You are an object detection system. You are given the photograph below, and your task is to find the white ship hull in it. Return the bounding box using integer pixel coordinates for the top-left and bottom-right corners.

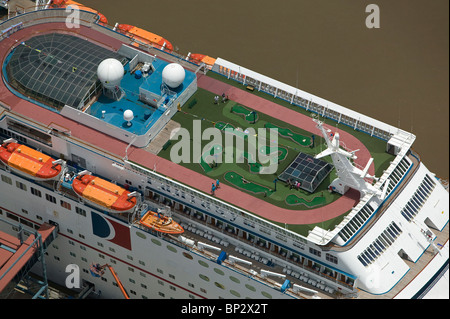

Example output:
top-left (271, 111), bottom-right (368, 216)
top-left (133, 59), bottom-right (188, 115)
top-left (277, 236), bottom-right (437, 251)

top-left (0, 134), bottom-right (447, 299)
top-left (0, 168), bottom-right (294, 299)
top-left (0, 7), bottom-right (448, 300)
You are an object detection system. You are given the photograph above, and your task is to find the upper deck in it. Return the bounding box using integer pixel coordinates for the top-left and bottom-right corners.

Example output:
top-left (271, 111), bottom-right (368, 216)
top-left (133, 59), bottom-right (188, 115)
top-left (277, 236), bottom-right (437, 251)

top-left (0, 9), bottom-right (418, 235)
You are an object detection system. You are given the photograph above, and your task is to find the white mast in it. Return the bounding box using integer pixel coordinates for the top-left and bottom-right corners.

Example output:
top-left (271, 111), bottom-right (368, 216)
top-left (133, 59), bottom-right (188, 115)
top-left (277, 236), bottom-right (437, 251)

top-left (313, 117), bottom-right (381, 198)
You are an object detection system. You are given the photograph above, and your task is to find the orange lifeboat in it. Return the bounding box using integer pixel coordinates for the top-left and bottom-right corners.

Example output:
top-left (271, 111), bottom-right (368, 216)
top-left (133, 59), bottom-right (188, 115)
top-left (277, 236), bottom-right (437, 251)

top-left (72, 174), bottom-right (137, 213)
top-left (189, 53), bottom-right (216, 67)
top-left (0, 141), bottom-right (63, 181)
top-left (116, 24), bottom-right (174, 52)
top-left (51, 0), bottom-right (108, 25)
top-left (139, 210), bottom-right (184, 234)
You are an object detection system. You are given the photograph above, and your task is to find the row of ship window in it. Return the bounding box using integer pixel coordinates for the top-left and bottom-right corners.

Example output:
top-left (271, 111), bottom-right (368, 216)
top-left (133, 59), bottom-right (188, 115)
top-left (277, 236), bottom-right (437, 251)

top-left (338, 203), bottom-right (375, 242)
top-left (1, 171), bottom-right (320, 298)
top-left (156, 189), bottom-right (340, 268)
top-left (338, 156), bottom-right (412, 244)
top-left (357, 221), bottom-right (402, 267)
top-left (50, 237), bottom-right (274, 299)
top-left (385, 157), bottom-right (412, 194)
top-left (1, 173), bottom-right (88, 217)
top-left (401, 175), bottom-right (436, 222)
top-left (357, 173), bottom-right (436, 267)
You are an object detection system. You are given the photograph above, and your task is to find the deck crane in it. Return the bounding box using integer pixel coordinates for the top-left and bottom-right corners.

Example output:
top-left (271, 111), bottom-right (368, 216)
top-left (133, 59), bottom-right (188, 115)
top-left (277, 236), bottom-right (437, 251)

top-left (90, 263), bottom-right (130, 299)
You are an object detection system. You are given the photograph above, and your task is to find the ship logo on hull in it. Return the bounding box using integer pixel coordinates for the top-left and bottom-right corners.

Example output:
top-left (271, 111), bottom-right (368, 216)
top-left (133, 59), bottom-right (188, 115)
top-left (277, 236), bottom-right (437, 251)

top-left (91, 212), bottom-right (132, 250)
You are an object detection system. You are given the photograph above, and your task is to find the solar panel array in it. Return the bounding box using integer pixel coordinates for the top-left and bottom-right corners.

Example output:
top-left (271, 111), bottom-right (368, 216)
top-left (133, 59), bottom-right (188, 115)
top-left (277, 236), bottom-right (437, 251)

top-left (278, 152), bottom-right (333, 193)
top-left (6, 33), bottom-right (127, 109)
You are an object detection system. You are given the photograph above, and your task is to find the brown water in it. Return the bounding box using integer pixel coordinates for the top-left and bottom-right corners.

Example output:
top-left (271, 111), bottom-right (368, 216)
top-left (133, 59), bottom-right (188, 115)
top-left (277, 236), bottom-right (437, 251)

top-left (80, 0), bottom-right (448, 179)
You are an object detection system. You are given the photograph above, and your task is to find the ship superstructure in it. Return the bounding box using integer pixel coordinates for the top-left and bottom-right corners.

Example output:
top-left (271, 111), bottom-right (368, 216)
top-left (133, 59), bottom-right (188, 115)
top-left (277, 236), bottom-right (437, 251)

top-left (0, 5), bottom-right (448, 300)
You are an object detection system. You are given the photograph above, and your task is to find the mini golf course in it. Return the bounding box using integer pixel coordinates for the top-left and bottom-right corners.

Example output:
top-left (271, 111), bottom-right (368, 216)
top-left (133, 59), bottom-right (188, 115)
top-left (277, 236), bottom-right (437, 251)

top-left (158, 88), bottom-right (341, 211)
top-left (224, 171), bottom-right (273, 196)
top-left (232, 104), bottom-right (258, 123)
top-left (285, 193), bottom-right (326, 208)
top-left (265, 123), bottom-right (312, 147)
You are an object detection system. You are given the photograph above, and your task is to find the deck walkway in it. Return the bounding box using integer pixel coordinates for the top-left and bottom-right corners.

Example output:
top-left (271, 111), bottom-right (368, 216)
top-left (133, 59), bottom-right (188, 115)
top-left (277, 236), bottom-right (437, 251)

top-left (196, 74), bottom-right (375, 174)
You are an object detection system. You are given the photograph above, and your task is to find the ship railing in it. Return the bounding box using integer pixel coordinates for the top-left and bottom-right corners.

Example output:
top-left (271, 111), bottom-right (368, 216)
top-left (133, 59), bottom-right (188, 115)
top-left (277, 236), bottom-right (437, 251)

top-left (192, 238), bottom-right (339, 299)
top-left (128, 159), bottom-right (318, 253)
top-left (142, 190), bottom-right (359, 295)
top-left (172, 206), bottom-right (357, 295)
top-left (164, 233), bottom-right (310, 299)
top-left (0, 8), bottom-right (89, 31)
top-left (135, 195), bottom-right (357, 297)
top-left (139, 209), bottom-right (312, 298)
top-left (211, 58), bottom-right (417, 146)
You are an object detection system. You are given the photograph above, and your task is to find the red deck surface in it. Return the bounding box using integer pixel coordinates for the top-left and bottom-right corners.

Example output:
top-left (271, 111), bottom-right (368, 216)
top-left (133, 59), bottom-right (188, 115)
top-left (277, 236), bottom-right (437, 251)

top-left (0, 22), bottom-right (370, 225)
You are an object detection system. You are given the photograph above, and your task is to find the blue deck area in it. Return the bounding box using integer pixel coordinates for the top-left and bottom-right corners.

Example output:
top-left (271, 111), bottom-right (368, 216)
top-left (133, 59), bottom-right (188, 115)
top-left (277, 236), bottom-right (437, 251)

top-left (87, 62), bottom-right (163, 135)
top-left (139, 59), bottom-right (197, 95)
top-left (88, 59), bottom-right (196, 136)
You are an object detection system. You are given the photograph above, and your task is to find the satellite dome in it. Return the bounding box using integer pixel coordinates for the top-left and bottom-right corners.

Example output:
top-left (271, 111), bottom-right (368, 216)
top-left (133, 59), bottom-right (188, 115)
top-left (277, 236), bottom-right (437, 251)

top-left (123, 109), bottom-right (134, 126)
top-left (97, 58), bottom-right (124, 89)
top-left (162, 63), bottom-right (185, 88)
top-left (123, 109), bottom-right (134, 121)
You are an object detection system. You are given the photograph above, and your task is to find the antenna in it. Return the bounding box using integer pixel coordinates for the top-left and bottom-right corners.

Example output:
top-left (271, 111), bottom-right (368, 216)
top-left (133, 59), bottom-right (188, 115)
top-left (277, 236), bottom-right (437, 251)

top-left (312, 118), bottom-right (382, 198)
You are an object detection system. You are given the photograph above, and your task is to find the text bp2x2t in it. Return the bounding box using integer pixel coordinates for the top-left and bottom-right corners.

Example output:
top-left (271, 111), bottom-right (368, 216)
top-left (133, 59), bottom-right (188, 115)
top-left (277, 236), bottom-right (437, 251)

top-left (181, 303), bottom-right (268, 316)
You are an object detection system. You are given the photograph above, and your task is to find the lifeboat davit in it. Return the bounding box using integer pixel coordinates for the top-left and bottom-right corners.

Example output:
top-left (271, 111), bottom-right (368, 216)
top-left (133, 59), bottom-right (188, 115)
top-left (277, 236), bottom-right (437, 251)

top-left (116, 24), bottom-right (174, 52)
top-left (139, 210), bottom-right (184, 234)
top-left (72, 174), bottom-right (137, 213)
top-left (0, 141), bottom-right (63, 181)
top-left (189, 53), bottom-right (216, 67)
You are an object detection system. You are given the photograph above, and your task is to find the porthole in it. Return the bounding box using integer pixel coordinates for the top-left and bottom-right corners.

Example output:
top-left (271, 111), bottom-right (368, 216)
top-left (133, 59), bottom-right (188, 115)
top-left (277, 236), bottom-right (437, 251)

top-left (183, 252), bottom-right (193, 260)
top-left (214, 268), bottom-right (224, 276)
top-left (166, 245), bottom-right (177, 253)
top-left (229, 276), bottom-right (240, 284)
top-left (136, 232), bottom-right (146, 239)
top-left (230, 290), bottom-right (241, 297)
top-left (151, 238), bottom-right (161, 246)
top-left (245, 284), bottom-right (256, 292)
top-left (261, 291), bottom-right (272, 299)
top-left (199, 274), bottom-right (210, 282)
top-left (198, 260), bottom-right (209, 268)
top-left (214, 282), bottom-right (225, 290)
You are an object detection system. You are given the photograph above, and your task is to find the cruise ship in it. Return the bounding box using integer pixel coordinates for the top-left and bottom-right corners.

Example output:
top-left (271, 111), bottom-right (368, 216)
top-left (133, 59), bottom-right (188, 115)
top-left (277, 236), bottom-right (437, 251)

top-left (0, 2), bottom-right (448, 300)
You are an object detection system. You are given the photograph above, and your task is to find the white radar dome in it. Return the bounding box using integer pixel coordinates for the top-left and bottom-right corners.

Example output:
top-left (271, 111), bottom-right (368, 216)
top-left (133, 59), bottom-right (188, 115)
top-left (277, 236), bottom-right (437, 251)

top-left (162, 63), bottom-right (185, 88)
top-left (123, 109), bottom-right (134, 126)
top-left (97, 58), bottom-right (124, 89)
top-left (123, 109), bottom-right (134, 121)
